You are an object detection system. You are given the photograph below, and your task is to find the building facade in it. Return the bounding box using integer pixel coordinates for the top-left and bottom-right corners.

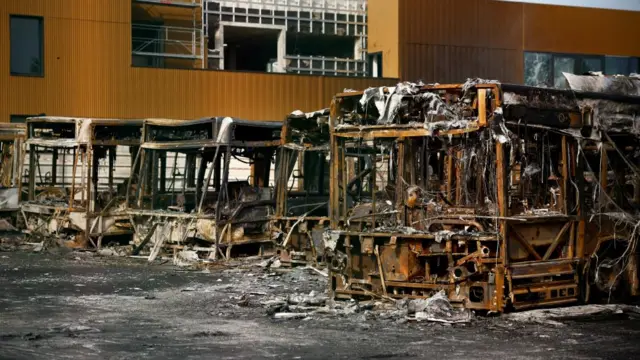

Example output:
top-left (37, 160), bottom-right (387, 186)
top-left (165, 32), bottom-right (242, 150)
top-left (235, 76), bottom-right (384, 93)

top-left (3, 0), bottom-right (640, 123)
top-left (368, 0), bottom-right (640, 86)
top-left (1, 0), bottom-right (388, 123)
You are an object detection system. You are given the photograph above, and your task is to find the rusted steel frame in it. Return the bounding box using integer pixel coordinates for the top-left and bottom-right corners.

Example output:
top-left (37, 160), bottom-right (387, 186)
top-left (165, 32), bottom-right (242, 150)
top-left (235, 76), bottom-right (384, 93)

top-left (51, 149), bottom-right (58, 186)
top-left (182, 153), bottom-right (190, 201)
top-left (194, 152), bottom-right (207, 209)
top-left (27, 144), bottom-right (36, 201)
top-left (159, 152), bottom-right (167, 193)
top-left (509, 228), bottom-right (542, 260)
top-left (167, 152), bottom-right (178, 204)
top-left (338, 230), bottom-right (498, 241)
top-left (16, 137), bottom-right (25, 197)
top-left (341, 140), bottom-right (348, 223)
top-left (296, 151), bottom-right (304, 191)
top-left (496, 141), bottom-right (509, 267)
top-left (423, 218), bottom-right (485, 232)
top-left (374, 245), bottom-right (388, 296)
top-left (561, 136), bottom-right (568, 214)
top-left (62, 150), bottom-right (66, 190)
top-left (69, 147), bottom-right (80, 211)
top-left (371, 141), bottom-right (377, 227)
top-left (334, 127), bottom-right (480, 140)
top-left (125, 147), bottom-right (142, 208)
top-left (136, 148), bottom-right (148, 208)
top-left (396, 138), bottom-right (405, 224)
top-left (455, 149), bottom-right (463, 205)
top-left (86, 144), bottom-right (94, 240)
top-left (150, 150), bottom-right (159, 209)
top-left (80, 148), bottom-right (87, 207)
top-left (214, 146), bottom-right (232, 258)
top-left (477, 89), bottom-right (488, 127)
top-left (576, 140), bottom-right (586, 258)
top-left (198, 144), bottom-right (220, 213)
top-left (542, 222), bottom-right (573, 260)
top-left (446, 148), bottom-right (454, 202)
top-left (274, 148), bottom-right (287, 217)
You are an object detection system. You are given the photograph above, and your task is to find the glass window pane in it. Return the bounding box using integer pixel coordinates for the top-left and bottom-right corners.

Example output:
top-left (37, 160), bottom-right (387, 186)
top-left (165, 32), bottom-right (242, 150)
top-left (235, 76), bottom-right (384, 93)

top-left (10, 16), bottom-right (43, 76)
top-left (581, 57), bottom-right (603, 73)
top-left (605, 56), bottom-right (630, 75)
top-left (631, 58), bottom-right (640, 74)
top-left (524, 52), bottom-right (552, 87)
top-left (554, 56), bottom-right (576, 89)
top-left (10, 115), bottom-right (29, 123)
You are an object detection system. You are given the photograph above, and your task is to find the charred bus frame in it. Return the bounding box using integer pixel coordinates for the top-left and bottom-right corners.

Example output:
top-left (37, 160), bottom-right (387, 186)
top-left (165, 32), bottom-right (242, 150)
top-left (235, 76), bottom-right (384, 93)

top-left (21, 117), bottom-right (144, 248)
top-left (127, 117), bottom-right (282, 260)
top-left (0, 123), bottom-right (26, 227)
top-left (326, 77), bottom-right (640, 312)
top-left (272, 109), bottom-right (331, 266)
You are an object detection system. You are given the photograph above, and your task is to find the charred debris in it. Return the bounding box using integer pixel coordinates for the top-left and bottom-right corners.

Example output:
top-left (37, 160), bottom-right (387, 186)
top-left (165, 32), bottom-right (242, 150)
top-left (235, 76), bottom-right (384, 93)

top-left (2, 73), bottom-right (640, 314)
top-left (324, 73), bottom-right (640, 312)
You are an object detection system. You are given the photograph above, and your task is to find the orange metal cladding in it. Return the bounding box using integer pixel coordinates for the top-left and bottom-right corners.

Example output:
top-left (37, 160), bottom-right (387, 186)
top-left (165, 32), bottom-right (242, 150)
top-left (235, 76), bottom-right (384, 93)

top-left (396, 0), bottom-right (524, 84)
top-left (366, 0), bottom-right (640, 84)
top-left (367, 0), bottom-right (400, 79)
top-left (0, 0), bottom-right (393, 123)
top-left (523, 3), bottom-right (640, 57)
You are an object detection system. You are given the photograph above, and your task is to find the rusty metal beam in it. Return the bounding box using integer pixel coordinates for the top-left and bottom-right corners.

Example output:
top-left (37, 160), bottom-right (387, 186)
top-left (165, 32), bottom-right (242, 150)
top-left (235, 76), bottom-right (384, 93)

top-left (542, 222), bottom-right (572, 260)
top-left (509, 229), bottom-right (543, 261)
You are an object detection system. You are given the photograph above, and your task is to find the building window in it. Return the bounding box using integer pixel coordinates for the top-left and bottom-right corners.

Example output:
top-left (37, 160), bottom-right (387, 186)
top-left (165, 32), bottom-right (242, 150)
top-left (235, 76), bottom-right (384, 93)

top-left (10, 16), bottom-right (44, 77)
top-left (605, 56), bottom-right (640, 76)
top-left (525, 52), bottom-right (639, 89)
top-left (11, 115), bottom-right (39, 123)
top-left (367, 52), bottom-right (383, 78)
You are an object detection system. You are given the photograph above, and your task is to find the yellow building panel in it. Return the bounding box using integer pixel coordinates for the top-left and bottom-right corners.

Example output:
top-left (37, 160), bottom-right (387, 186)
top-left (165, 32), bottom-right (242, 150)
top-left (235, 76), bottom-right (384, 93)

top-left (523, 3), bottom-right (640, 57)
top-left (0, 0), bottom-right (393, 123)
top-left (367, 0), bottom-right (400, 79)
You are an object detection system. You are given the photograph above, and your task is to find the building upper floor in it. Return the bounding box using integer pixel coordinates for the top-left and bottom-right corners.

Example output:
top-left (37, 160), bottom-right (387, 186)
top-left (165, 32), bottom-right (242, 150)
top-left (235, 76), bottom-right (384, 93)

top-left (131, 0), bottom-right (369, 76)
top-left (369, 0), bottom-right (640, 86)
top-left (0, 0), bottom-right (390, 123)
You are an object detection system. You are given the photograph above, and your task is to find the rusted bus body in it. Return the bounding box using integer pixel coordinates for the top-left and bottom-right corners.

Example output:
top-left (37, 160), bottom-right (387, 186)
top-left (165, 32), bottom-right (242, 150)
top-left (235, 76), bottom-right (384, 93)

top-left (272, 109), bottom-right (331, 266)
top-left (127, 117), bottom-right (283, 259)
top-left (21, 117), bottom-right (143, 247)
top-left (326, 77), bottom-right (640, 312)
top-left (0, 124), bottom-right (26, 226)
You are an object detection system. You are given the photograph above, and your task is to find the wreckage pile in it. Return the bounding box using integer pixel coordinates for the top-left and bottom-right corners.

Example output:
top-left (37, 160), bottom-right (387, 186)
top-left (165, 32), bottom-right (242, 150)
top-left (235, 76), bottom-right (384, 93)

top-left (2, 73), bottom-right (640, 315)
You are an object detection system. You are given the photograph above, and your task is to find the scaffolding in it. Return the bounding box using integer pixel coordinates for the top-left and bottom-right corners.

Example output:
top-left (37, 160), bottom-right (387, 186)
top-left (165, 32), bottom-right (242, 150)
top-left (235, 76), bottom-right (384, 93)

top-left (285, 55), bottom-right (365, 76)
top-left (205, 0), bottom-right (367, 76)
top-left (132, 0), bottom-right (206, 68)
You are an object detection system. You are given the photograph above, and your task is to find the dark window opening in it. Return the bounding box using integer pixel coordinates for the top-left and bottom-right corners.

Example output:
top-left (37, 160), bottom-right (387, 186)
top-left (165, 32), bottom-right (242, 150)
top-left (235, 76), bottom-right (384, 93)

top-left (286, 33), bottom-right (355, 58)
top-left (10, 16), bottom-right (44, 77)
top-left (223, 25), bottom-right (279, 72)
top-left (11, 115), bottom-right (38, 124)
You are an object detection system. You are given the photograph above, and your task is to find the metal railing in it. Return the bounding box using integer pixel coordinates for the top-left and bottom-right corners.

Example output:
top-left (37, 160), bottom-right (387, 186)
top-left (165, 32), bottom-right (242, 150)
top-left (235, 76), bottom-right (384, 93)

top-left (134, 0), bottom-right (203, 8)
top-left (285, 55), bottom-right (366, 77)
top-left (132, 24), bottom-right (205, 60)
top-left (210, 0), bottom-right (365, 14)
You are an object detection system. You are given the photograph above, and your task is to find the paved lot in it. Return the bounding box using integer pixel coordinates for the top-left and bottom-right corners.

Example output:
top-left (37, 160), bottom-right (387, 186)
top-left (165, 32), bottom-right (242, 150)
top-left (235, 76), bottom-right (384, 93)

top-left (1, 251), bottom-right (640, 359)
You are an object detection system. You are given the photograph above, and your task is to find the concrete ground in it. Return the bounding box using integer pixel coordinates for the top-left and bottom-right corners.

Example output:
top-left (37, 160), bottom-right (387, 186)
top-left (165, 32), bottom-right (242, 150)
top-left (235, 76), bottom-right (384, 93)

top-left (1, 250), bottom-right (640, 360)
